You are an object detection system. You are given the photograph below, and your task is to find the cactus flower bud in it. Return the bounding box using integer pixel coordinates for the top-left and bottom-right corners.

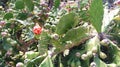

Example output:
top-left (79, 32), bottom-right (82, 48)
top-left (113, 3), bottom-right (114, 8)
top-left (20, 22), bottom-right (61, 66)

top-left (0, 26), bottom-right (2, 29)
top-left (87, 51), bottom-right (93, 58)
top-left (51, 33), bottom-right (59, 40)
top-left (100, 39), bottom-right (109, 46)
top-left (40, 2), bottom-right (48, 7)
top-left (75, 52), bottom-right (81, 58)
top-left (63, 49), bottom-right (69, 56)
top-left (92, 47), bottom-right (98, 53)
top-left (33, 23), bottom-right (42, 35)
top-left (90, 62), bottom-right (96, 67)
top-left (1, 31), bottom-right (7, 37)
top-left (0, 21), bottom-right (6, 26)
top-left (7, 38), bottom-right (12, 42)
top-left (16, 62), bottom-right (24, 67)
top-left (100, 52), bottom-right (107, 59)
top-left (81, 54), bottom-right (88, 60)
top-left (0, 6), bottom-right (3, 10)
top-left (10, 41), bottom-right (17, 46)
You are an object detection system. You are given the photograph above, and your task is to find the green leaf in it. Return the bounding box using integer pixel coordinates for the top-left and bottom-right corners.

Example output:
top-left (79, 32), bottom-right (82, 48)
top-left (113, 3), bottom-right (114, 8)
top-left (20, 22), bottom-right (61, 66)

top-left (61, 27), bottom-right (88, 43)
top-left (24, 0), bottom-right (34, 11)
top-left (15, 0), bottom-right (25, 9)
top-left (94, 56), bottom-right (107, 67)
top-left (17, 13), bottom-right (28, 20)
top-left (89, 0), bottom-right (103, 33)
top-left (3, 13), bottom-right (13, 20)
top-left (39, 56), bottom-right (53, 67)
top-left (56, 13), bottom-right (79, 35)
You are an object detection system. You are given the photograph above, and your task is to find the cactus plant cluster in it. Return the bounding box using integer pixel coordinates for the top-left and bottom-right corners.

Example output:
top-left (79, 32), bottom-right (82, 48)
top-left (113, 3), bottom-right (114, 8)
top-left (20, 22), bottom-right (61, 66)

top-left (0, 0), bottom-right (120, 67)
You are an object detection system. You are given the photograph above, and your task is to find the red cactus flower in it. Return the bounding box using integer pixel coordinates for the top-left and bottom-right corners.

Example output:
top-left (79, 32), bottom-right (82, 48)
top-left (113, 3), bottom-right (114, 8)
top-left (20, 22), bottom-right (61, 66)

top-left (33, 23), bottom-right (42, 35)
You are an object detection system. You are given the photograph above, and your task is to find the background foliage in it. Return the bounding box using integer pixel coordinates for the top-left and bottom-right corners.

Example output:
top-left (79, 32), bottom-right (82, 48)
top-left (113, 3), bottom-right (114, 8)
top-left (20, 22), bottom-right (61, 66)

top-left (0, 0), bottom-right (120, 67)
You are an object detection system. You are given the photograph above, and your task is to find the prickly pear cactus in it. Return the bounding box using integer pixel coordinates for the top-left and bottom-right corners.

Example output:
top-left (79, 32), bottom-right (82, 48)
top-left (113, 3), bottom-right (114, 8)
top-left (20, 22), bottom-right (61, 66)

top-left (29, 0), bottom-right (120, 67)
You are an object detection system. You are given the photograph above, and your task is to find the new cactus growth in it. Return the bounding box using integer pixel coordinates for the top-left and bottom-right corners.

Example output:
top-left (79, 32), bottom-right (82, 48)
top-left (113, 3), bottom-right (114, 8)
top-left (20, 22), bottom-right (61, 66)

top-left (100, 39), bottom-right (109, 46)
top-left (81, 54), bottom-right (88, 60)
top-left (99, 52), bottom-right (107, 59)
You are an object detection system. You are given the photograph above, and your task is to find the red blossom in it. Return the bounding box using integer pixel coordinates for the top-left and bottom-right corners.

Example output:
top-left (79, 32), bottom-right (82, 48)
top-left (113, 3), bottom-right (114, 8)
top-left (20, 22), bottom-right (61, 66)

top-left (33, 23), bottom-right (42, 35)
